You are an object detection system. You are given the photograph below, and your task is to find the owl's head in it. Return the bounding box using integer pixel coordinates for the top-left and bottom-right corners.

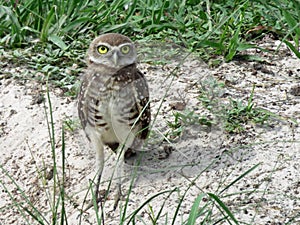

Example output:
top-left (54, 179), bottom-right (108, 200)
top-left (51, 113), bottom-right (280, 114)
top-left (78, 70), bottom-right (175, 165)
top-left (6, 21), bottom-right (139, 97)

top-left (87, 33), bottom-right (137, 70)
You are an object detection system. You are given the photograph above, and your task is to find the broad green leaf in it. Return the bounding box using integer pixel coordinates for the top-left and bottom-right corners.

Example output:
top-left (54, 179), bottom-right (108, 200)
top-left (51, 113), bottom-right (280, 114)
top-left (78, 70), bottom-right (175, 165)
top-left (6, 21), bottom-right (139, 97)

top-left (48, 34), bottom-right (68, 51)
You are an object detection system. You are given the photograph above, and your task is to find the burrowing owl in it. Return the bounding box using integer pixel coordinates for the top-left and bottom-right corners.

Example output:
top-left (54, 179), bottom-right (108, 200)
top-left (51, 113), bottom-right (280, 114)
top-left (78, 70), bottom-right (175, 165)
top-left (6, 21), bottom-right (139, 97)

top-left (78, 33), bottom-right (150, 208)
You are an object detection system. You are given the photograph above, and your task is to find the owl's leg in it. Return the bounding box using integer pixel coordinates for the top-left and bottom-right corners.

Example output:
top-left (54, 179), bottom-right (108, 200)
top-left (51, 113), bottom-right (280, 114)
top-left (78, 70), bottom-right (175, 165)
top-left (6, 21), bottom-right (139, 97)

top-left (94, 139), bottom-right (105, 203)
top-left (113, 144), bottom-right (126, 210)
top-left (84, 128), bottom-right (105, 211)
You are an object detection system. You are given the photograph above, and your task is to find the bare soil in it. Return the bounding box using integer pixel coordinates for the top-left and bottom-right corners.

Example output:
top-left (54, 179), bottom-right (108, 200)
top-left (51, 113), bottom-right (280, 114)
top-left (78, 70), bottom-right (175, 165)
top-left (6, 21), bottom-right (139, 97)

top-left (0, 40), bottom-right (300, 224)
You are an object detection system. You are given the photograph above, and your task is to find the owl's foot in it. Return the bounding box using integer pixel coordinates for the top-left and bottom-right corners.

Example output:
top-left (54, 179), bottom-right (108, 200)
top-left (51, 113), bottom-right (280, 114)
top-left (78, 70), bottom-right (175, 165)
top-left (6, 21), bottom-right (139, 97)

top-left (83, 173), bottom-right (106, 212)
top-left (83, 189), bottom-right (124, 212)
top-left (113, 188), bottom-right (121, 210)
top-left (83, 189), bottom-right (106, 212)
top-left (113, 184), bottom-right (126, 210)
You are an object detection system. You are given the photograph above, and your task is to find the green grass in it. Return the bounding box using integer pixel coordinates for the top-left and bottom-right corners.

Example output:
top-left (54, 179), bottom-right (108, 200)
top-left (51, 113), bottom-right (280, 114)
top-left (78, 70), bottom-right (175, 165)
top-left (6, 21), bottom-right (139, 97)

top-left (167, 80), bottom-right (273, 137)
top-left (199, 80), bottom-right (274, 133)
top-left (166, 110), bottom-right (214, 140)
top-left (1, 0), bottom-right (300, 54)
top-left (1, 0), bottom-right (300, 93)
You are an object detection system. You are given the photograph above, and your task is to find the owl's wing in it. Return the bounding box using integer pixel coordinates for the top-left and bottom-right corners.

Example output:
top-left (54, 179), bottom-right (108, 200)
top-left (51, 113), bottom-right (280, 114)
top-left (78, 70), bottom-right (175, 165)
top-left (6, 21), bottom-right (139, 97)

top-left (78, 75), bottom-right (88, 130)
top-left (77, 71), bottom-right (94, 132)
top-left (132, 68), bottom-right (151, 140)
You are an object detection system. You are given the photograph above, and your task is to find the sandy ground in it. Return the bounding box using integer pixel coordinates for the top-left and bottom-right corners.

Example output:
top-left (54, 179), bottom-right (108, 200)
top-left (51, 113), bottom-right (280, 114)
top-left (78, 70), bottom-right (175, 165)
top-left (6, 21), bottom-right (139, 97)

top-left (0, 40), bottom-right (300, 224)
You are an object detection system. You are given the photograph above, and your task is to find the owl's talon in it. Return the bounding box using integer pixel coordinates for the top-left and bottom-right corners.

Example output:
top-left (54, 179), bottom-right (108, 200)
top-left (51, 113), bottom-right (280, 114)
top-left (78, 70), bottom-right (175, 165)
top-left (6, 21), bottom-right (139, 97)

top-left (113, 195), bottom-right (120, 211)
top-left (83, 190), bottom-right (106, 212)
top-left (113, 188), bottom-right (125, 210)
top-left (83, 197), bottom-right (101, 212)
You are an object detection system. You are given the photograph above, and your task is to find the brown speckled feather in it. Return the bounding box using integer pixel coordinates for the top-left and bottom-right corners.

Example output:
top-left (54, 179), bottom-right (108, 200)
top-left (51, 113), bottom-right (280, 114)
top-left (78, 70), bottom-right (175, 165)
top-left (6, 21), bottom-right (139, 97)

top-left (78, 63), bottom-right (150, 152)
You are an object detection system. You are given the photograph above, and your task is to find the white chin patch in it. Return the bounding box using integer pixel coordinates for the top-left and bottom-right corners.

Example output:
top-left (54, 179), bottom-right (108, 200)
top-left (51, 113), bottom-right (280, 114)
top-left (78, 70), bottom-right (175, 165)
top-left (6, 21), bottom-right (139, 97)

top-left (89, 56), bottom-right (105, 65)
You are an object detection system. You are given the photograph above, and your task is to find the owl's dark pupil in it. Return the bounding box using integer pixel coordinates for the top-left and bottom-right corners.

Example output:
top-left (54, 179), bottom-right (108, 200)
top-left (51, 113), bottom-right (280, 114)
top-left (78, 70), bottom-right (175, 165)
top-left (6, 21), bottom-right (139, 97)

top-left (101, 47), bottom-right (106, 51)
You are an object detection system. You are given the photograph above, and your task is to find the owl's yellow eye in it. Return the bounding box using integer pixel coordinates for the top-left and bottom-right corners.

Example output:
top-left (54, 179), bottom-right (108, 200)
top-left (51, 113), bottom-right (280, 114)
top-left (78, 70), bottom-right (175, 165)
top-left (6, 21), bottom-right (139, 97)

top-left (121, 45), bottom-right (130, 54)
top-left (97, 45), bottom-right (109, 54)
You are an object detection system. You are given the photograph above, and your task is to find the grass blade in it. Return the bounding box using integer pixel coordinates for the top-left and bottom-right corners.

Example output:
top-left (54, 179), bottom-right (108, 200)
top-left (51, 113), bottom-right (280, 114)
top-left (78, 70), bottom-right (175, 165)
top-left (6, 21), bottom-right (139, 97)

top-left (40, 5), bottom-right (55, 42)
top-left (186, 193), bottom-right (205, 225)
top-left (282, 9), bottom-right (300, 37)
top-left (208, 193), bottom-right (239, 224)
top-left (0, 165), bottom-right (49, 224)
top-left (126, 188), bottom-right (178, 224)
top-left (283, 40), bottom-right (300, 58)
top-left (220, 163), bottom-right (261, 195)
top-left (60, 126), bottom-right (67, 225)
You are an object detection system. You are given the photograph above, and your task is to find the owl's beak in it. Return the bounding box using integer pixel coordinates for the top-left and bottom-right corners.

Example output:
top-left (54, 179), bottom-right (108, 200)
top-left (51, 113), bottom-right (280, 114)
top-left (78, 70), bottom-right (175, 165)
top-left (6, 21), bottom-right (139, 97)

top-left (112, 52), bottom-right (118, 66)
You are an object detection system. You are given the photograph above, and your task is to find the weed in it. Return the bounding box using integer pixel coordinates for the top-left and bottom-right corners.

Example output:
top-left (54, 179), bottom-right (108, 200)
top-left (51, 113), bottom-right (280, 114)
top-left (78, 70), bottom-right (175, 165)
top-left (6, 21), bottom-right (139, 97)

top-left (166, 110), bottom-right (213, 140)
top-left (63, 118), bottom-right (81, 133)
top-left (199, 78), bottom-right (225, 111)
top-left (167, 80), bottom-right (272, 138)
top-left (223, 85), bottom-right (271, 133)
top-left (224, 101), bottom-right (270, 133)
top-left (198, 80), bottom-right (272, 133)
top-left (0, 43), bottom-right (84, 96)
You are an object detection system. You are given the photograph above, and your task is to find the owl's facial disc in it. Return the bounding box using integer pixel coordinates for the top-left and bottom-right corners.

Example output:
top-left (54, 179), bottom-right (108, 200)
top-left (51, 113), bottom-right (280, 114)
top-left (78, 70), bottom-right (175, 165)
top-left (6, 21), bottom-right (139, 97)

top-left (88, 41), bottom-right (136, 69)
